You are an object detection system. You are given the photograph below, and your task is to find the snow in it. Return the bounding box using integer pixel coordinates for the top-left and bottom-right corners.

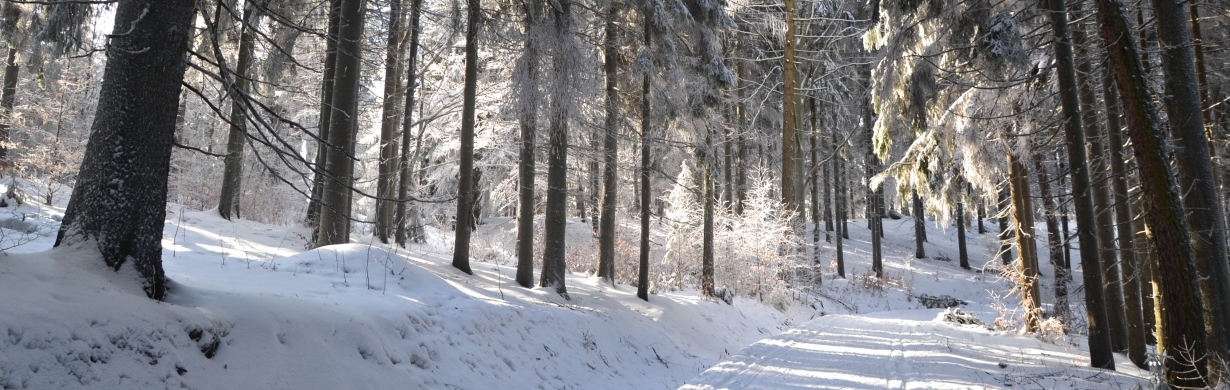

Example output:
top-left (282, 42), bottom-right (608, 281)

top-left (0, 184), bottom-right (1150, 389)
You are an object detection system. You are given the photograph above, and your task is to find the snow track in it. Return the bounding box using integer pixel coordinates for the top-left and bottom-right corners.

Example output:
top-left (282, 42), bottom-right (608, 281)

top-left (681, 310), bottom-right (1146, 389)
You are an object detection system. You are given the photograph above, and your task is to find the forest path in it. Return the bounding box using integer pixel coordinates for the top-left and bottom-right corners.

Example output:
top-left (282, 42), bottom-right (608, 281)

top-left (679, 309), bottom-right (1147, 389)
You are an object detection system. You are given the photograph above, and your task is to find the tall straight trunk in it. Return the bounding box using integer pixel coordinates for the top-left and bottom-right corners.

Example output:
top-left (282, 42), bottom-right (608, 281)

top-left (637, 6), bottom-right (652, 302)
top-left (977, 202), bottom-right (985, 234)
top-left (316, 0), bottom-right (366, 247)
top-left (218, 0), bottom-right (259, 221)
top-left (1058, 159), bottom-right (1072, 270)
top-left (702, 131), bottom-right (715, 297)
top-left (781, 0), bottom-right (799, 210)
top-left (834, 146), bottom-right (845, 278)
top-left (375, 0), bottom-right (405, 243)
top-left (839, 154), bottom-right (849, 240)
top-left (516, 4), bottom-right (542, 287)
top-left (1103, 60), bottom-right (1147, 368)
top-left (596, 1), bottom-right (619, 282)
top-left (54, 0), bottom-right (196, 300)
top-left (864, 70), bottom-right (882, 277)
top-left (1035, 154), bottom-right (1069, 327)
top-left (396, 0), bottom-right (425, 246)
top-left (913, 190), bottom-right (925, 258)
top-left (307, 0), bottom-right (341, 228)
top-left (1131, 175), bottom-right (1158, 345)
top-left (1073, 8), bottom-right (1129, 352)
top-left (1094, 0), bottom-right (1207, 383)
top-left (735, 60), bottom-right (747, 216)
top-left (451, 0), bottom-right (481, 274)
top-left (1047, 0), bottom-right (1115, 370)
top-left (1007, 152), bottom-right (1042, 333)
top-left (997, 188), bottom-right (1012, 265)
top-left (810, 100), bottom-right (821, 266)
top-left (724, 103), bottom-right (734, 210)
top-left (822, 130), bottom-right (832, 242)
top-left (1152, 0), bottom-right (1230, 370)
top-left (539, 0), bottom-right (572, 296)
top-left (0, 48), bottom-right (17, 167)
top-left (956, 191), bottom-right (969, 270)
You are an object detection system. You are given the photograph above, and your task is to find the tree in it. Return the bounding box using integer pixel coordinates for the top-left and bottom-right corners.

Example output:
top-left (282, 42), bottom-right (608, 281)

top-left (636, 1), bottom-right (653, 301)
top-left (316, 0), bottom-right (366, 247)
top-left (375, 0), bottom-right (406, 243)
top-left (1034, 152), bottom-right (1068, 326)
top-left (596, 0), bottom-right (621, 283)
top-left (54, 0), bottom-right (197, 300)
top-left (1150, 0), bottom-right (1230, 371)
top-left (1006, 151), bottom-right (1040, 332)
top-left (218, 0), bottom-right (261, 220)
top-left (453, 0), bottom-right (481, 275)
top-left (539, 0), bottom-right (575, 296)
top-left (516, 0), bottom-right (543, 288)
top-left (395, 0), bottom-right (426, 246)
top-left (1102, 58), bottom-right (1146, 368)
top-left (306, 0), bottom-right (341, 231)
top-left (1046, 0), bottom-right (1114, 369)
top-left (1094, 0), bottom-right (1207, 383)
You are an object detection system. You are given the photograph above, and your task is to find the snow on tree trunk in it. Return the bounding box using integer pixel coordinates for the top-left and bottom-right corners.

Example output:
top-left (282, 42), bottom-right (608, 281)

top-left (54, 0), bottom-right (197, 300)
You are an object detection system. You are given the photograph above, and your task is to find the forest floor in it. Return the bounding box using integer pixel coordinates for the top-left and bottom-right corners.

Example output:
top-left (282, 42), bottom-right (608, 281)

top-left (0, 181), bottom-right (1150, 389)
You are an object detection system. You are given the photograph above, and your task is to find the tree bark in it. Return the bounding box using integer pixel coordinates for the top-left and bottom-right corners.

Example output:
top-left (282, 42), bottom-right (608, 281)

top-left (834, 142), bottom-right (845, 278)
top-left (597, 0), bottom-right (619, 282)
top-left (316, 0), bottom-right (366, 247)
top-left (702, 130), bottom-right (715, 297)
top-left (218, 0), bottom-right (259, 221)
top-left (1007, 152), bottom-right (1041, 333)
top-left (1102, 58), bottom-right (1147, 368)
top-left (54, 0), bottom-right (196, 300)
top-left (913, 190), bottom-right (925, 259)
top-left (452, 0), bottom-right (481, 275)
top-left (0, 48), bottom-right (17, 168)
top-left (637, 6), bottom-right (652, 301)
top-left (1047, 0), bottom-right (1115, 369)
top-left (375, 0), bottom-right (405, 243)
top-left (516, 0), bottom-right (542, 287)
top-left (781, 0), bottom-right (799, 211)
top-left (539, 0), bottom-right (572, 296)
top-left (396, 0), bottom-right (425, 246)
top-left (997, 188), bottom-right (1012, 265)
top-left (1095, 0), bottom-right (1208, 382)
top-left (1151, 0), bottom-right (1230, 372)
top-left (307, 0), bottom-right (341, 229)
top-left (1034, 153), bottom-right (1069, 327)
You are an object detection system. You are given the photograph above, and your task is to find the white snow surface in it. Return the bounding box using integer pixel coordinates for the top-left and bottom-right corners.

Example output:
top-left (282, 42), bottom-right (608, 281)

top-left (0, 186), bottom-right (1149, 389)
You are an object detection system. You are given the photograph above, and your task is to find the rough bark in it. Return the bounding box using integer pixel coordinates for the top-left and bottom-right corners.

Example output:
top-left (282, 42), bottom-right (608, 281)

top-left (516, 1), bottom-right (542, 287)
top-left (452, 0), bottom-right (481, 275)
top-left (1007, 153), bottom-right (1041, 333)
top-left (781, 0), bottom-right (799, 210)
top-left (1102, 59), bottom-right (1147, 368)
top-left (316, 0), bottom-right (366, 247)
top-left (306, 0), bottom-right (340, 228)
top-left (1034, 153), bottom-right (1069, 327)
top-left (702, 131), bottom-right (715, 297)
top-left (637, 6), bottom-right (651, 302)
top-left (597, 1), bottom-right (619, 282)
top-left (1151, 0), bottom-right (1230, 371)
top-left (395, 0), bottom-right (425, 246)
top-left (1048, 0), bottom-right (1115, 370)
top-left (539, 0), bottom-right (572, 296)
top-left (218, 0), bottom-right (259, 221)
top-left (913, 190), bottom-right (925, 259)
top-left (54, 0), bottom-right (196, 300)
top-left (1095, 0), bottom-right (1207, 383)
top-left (375, 0), bottom-right (405, 243)
top-left (833, 142), bottom-right (845, 278)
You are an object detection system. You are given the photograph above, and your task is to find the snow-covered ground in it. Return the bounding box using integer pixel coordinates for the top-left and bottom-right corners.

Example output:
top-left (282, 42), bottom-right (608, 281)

top-left (0, 183), bottom-right (1150, 389)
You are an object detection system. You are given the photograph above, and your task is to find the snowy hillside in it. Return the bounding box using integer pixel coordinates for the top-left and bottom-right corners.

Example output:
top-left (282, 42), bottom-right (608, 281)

top-left (0, 192), bottom-right (1148, 389)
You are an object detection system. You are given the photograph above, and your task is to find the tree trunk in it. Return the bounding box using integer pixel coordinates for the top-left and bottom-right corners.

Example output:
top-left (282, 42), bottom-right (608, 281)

top-left (1058, 158), bottom-right (1072, 270)
top-left (1047, 0), bottom-right (1115, 370)
top-left (702, 130), bottom-right (715, 297)
top-left (1151, 0), bottom-right (1230, 372)
top-left (597, 1), bottom-right (619, 282)
top-left (997, 188), bottom-right (1012, 265)
top-left (1007, 152), bottom-right (1041, 333)
top-left (822, 129), bottom-right (832, 243)
top-left (307, 0), bottom-right (341, 229)
top-left (637, 6), bottom-right (652, 302)
top-left (1073, 7), bottom-right (1129, 352)
top-left (218, 0), bottom-right (259, 221)
top-left (396, 0), bottom-right (425, 246)
top-left (452, 0), bottom-right (481, 275)
top-left (913, 190), bottom-right (925, 259)
top-left (976, 201), bottom-right (985, 234)
top-left (54, 0), bottom-right (196, 300)
top-left (516, 1), bottom-right (543, 287)
top-left (781, 0), bottom-right (799, 211)
top-left (375, 0), bottom-right (405, 243)
top-left (540, 0), bottom-right (572, 296)
top-left (1102, 58), bottom-right (1147, 368)
top-left (810, 99), bottom-right (821, 266)
top-left (834, 144), bottom-right (845, 278)
top-left (316, 0), bottom-right (366, 247)
top-left (1034, 153), bottom-right (1069, 327)
top-left (1095, 0), bottom-right (1207, 383)
top-left (735, 60), bottom-right (747, 216)
top-left (0, 48), bottom-right (17, 168)
top-left (957, 185), bottom-right (969, 270)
